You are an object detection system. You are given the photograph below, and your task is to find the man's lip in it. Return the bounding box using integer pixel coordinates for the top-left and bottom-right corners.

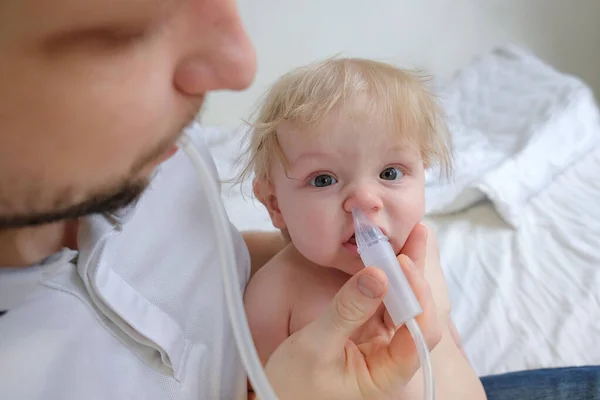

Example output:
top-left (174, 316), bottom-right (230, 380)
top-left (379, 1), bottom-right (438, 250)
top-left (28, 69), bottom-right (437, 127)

top-left (158, 145), bottom-right (179, 161)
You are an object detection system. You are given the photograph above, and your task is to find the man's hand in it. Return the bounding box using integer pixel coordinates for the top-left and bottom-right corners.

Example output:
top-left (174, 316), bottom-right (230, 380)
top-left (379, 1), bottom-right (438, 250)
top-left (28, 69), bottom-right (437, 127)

top-left (263, 224), bottom-right (443, 400)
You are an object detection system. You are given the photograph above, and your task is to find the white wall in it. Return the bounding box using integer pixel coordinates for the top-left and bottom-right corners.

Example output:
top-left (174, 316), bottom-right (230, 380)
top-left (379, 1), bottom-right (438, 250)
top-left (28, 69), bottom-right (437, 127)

top-left (202, 0), bottom-right (600, 127)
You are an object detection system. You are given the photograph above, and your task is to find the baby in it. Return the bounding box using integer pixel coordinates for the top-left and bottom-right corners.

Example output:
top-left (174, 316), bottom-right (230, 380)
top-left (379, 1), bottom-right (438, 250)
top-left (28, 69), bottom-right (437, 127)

top-left (239, 57), bottom-right (485, 398)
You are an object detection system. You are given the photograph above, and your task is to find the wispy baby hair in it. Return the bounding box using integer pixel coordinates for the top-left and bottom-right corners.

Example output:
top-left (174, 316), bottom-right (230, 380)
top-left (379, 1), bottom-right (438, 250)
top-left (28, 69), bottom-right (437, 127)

top-left (236, 56), bottom-right (453, 184)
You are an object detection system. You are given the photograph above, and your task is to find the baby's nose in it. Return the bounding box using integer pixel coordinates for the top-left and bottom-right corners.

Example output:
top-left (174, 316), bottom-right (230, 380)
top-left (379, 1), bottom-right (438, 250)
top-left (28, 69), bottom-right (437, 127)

top-left (343, 189), bottom-right (383, 215)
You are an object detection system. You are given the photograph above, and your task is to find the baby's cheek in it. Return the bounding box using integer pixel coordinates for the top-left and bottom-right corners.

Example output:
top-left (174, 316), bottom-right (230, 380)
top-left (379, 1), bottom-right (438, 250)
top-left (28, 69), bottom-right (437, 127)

top-left (286, 210), bottom-right (317, 244)
top-left (404, 187), bottom-right (426, 220)
top-left (303, 212), bottom-right (330, 245)
top-left (391, 201), bottom-right (425, 251)
top-left (288, 210), bottom-right (335, 263)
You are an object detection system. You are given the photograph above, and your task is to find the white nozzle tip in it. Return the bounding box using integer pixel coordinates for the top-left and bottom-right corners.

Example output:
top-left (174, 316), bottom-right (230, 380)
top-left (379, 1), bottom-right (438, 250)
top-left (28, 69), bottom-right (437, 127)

top-left (352, 208), bottom-right (386, 248)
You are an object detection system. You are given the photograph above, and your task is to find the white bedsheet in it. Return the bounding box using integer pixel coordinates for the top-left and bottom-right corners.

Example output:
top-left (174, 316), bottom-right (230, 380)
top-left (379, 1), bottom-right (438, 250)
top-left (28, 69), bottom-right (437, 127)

top-left (205, 46), bottom-right (600, 377)
top-left (427, 144), bottom-right (600, 376)
top-left (424, 46), bottom-right (600, 375)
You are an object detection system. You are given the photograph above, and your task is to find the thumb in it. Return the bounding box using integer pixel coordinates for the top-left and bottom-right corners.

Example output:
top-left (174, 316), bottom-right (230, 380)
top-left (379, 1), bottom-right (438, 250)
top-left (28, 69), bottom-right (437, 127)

top-left (310, 267), bottom-right (388, 356)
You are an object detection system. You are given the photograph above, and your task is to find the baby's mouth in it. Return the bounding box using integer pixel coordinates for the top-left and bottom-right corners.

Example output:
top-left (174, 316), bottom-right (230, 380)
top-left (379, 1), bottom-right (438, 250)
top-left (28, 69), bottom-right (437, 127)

top-left (342, 233), bottom-right (360, 256)
top-left (347, 234), bottom-right (356, 245)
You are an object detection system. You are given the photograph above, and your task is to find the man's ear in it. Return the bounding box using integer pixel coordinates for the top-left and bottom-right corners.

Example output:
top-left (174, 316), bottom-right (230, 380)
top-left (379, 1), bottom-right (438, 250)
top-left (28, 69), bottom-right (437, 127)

top-left (253, 178), bottom-right (287, 230)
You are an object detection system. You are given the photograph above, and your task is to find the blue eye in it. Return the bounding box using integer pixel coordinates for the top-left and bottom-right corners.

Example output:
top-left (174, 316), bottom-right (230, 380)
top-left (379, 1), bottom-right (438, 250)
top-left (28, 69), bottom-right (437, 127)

top-left (380, 167), bottom-right (403, 181)
top-left (310, 174), bottom-right (337, 187)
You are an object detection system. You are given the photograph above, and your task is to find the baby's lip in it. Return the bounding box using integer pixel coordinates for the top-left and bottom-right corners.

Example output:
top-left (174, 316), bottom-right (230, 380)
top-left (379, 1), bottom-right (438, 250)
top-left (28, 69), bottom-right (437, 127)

top-left (343, 230), bottom-right (356, 244)
top-left (344, 226), bottom-right (390, 244)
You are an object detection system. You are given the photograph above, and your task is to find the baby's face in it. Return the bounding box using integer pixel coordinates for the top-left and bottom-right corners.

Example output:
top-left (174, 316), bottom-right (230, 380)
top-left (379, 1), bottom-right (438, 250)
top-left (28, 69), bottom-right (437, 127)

top-left (265, 111), bottom-right (426, 275)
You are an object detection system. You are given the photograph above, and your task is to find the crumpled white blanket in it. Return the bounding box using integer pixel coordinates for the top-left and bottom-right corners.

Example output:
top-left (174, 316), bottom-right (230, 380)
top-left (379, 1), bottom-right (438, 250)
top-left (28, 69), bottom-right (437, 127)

top-left (425, 45), bottom-right (600, 228)
top-left (426, 142), bottom-right (600, 376)
top-left (421, 45), bottom-right (600, 376)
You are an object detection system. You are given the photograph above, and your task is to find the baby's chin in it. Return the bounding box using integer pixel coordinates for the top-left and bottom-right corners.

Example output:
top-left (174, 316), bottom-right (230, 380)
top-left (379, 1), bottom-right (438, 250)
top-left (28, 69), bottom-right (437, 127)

top-left (324, 258), bottom-right (366, 276)
top-left (298, 237), bottom-right (407, 276)
top-left (336, 237), bottom-right (407, 275)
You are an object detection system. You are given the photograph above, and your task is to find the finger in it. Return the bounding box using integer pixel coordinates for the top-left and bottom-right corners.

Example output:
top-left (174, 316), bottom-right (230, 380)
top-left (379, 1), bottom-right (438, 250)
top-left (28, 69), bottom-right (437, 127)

top-left (399, 223), bottom-right (428, 272)
top-left (383, 308), bottom-right (395, 331)
top-left (309, 267), bottom-right (388, 357)
top-left (388, 255), bottom-right (441, 368)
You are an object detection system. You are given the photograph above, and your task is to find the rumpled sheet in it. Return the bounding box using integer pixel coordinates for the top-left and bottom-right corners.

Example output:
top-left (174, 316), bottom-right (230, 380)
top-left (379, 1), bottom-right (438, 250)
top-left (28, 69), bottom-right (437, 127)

top-left (424, 46), bottom-right (600, 375)
top-left (426, 46), bottom-right (600, 228)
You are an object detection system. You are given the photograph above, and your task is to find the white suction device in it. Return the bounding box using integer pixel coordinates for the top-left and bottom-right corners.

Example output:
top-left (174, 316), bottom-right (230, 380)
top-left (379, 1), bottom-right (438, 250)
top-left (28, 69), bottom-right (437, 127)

top-left (353, 207), bottom-right (434, 400)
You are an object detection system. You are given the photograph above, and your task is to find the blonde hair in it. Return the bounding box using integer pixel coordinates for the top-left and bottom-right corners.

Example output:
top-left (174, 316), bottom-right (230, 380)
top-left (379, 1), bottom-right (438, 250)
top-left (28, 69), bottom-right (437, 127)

top-left (236, 57), bottom-right (452, 184)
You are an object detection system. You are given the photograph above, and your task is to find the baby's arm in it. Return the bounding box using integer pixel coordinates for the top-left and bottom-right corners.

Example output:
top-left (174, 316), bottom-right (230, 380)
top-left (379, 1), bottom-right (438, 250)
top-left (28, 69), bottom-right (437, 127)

top-left (244, 259), bottom-right (293, 367)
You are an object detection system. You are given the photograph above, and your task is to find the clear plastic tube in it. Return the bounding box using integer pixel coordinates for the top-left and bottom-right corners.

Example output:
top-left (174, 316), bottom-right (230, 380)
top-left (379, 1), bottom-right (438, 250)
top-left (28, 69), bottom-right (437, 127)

top-left (407, 318), bottom-right (435, 400)
top-left (353, 207), bottom-right (435, 400)
top-left (178, 134), bottom-right (279, 400)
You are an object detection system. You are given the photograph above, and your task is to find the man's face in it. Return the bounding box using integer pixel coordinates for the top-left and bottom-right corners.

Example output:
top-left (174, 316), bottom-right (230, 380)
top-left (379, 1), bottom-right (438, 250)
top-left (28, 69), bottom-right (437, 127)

top-left (0, 0), bottom-right (256, 228)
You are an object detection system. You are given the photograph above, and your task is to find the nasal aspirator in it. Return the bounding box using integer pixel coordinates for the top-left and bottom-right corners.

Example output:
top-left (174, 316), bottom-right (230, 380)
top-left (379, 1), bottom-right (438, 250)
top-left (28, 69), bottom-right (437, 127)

top-left (352, 207), bottom-right (435, 400)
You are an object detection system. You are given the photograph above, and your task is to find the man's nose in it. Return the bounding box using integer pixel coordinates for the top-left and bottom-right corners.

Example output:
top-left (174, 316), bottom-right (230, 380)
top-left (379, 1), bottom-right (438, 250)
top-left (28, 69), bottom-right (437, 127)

top-left (174, 0), bottom-right (257, 96)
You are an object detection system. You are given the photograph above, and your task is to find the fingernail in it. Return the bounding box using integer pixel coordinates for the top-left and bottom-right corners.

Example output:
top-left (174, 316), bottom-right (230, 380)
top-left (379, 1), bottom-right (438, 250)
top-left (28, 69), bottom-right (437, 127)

top-left (358, 274), bottom-right (384, 299)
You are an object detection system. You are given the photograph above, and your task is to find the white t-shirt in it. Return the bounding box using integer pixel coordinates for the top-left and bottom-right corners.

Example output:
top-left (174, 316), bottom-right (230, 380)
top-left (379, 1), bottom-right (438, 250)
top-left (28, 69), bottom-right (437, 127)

top-left (0, 125), bottom-right (252, 399)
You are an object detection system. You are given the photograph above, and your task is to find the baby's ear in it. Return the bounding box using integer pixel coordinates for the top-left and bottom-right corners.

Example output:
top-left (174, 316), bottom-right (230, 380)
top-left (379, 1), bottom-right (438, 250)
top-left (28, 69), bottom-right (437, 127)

top-left (253, 178), bottom-right (286, 230)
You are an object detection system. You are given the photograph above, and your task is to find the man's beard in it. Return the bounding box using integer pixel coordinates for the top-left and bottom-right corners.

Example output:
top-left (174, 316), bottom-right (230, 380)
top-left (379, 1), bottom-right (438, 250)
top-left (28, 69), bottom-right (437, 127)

top-left (0, 180), bottom-right (148, 229)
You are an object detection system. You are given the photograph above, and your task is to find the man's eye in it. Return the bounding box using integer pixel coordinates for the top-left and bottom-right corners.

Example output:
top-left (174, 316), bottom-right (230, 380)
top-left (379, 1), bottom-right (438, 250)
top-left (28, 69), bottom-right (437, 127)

top-left (310, 174), bottom-right (337, 187)
top-left (89, 28), bottom-right (147, 46)
top-left (379, 167), bottom-right (403, 181)
top-left (43, 26), bottom-right (148, 54)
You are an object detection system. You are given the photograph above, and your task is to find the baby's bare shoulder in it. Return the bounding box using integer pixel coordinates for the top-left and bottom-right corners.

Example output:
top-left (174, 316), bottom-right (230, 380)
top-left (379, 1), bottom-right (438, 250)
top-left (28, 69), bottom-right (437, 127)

top-left (244, 244), bottom-right (309, 310)
top-left (243, 245), bottom-right (301, 365)
top-left (283, 248), bottom-right (352, 333)
top-left (251, 243), bottom-right (304, 284)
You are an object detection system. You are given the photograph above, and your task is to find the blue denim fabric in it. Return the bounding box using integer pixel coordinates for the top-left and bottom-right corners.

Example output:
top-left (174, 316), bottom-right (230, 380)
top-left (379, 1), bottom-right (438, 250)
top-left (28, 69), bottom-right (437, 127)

top-left (482, 366), bottom-right (600, 400)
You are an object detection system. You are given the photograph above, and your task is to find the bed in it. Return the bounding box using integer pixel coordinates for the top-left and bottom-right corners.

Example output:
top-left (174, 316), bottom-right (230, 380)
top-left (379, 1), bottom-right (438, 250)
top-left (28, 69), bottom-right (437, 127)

top-left (202, 45), bottom-right (600, 378)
